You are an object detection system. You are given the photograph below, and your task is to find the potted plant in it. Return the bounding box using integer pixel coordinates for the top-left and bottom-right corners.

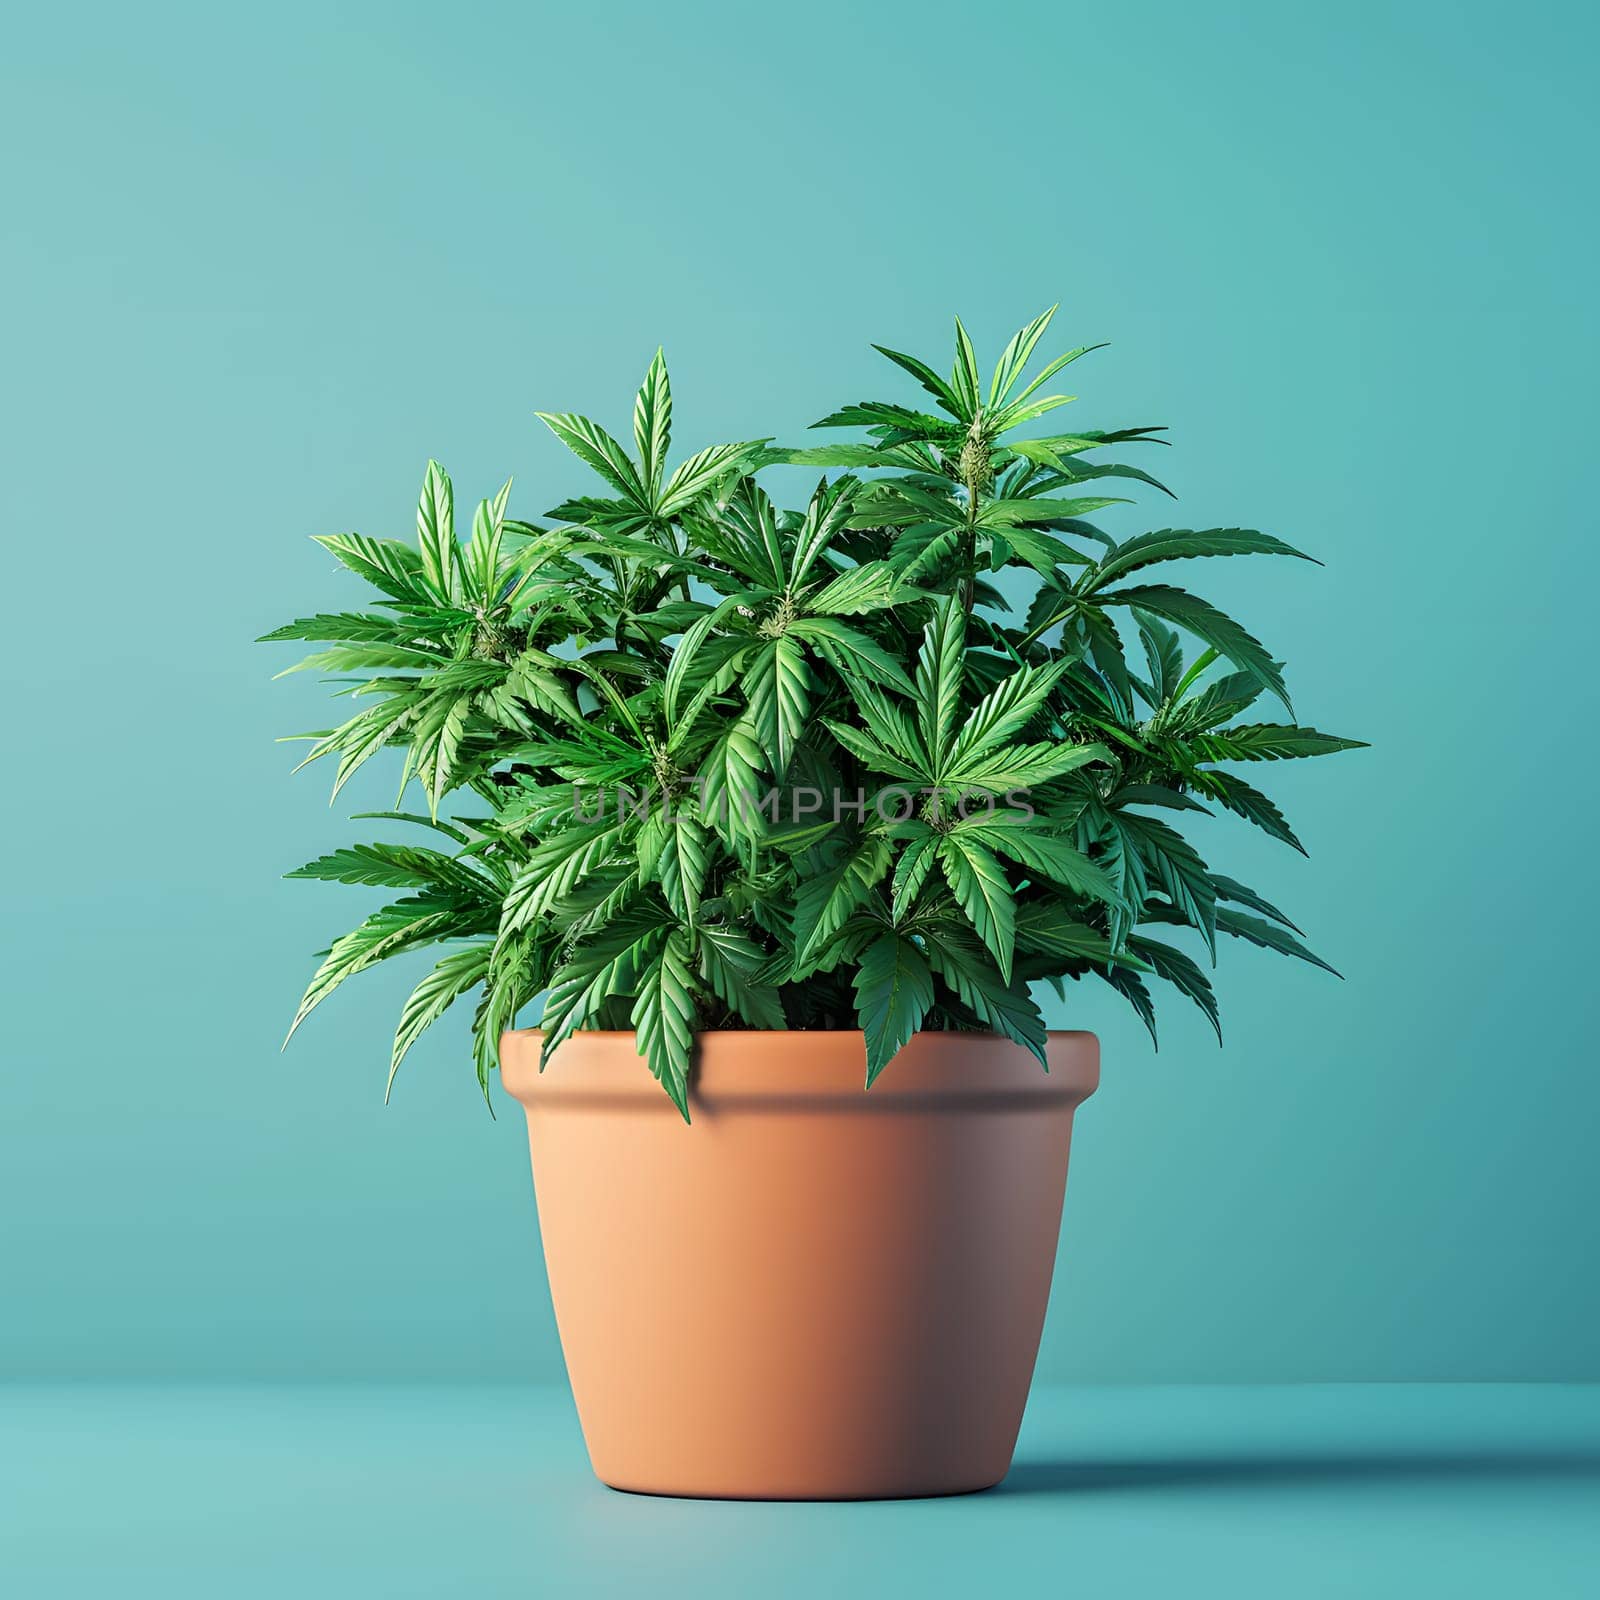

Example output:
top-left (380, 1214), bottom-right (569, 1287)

top-left (266, 311), bottom-right (1361, 1499)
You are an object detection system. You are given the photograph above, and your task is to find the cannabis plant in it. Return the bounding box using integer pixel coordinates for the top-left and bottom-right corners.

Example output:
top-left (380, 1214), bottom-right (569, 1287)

top-left (266, 312), bottom-right (1362, 1118)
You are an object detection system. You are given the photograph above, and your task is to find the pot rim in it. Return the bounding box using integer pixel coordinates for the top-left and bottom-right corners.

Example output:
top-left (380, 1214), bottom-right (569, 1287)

top-left (499, 1027), bottom-right (1098, 1111)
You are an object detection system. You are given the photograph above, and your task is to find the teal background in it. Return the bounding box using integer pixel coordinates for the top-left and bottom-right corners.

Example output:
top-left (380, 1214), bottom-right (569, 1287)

top-left (3, 0), bottom-right (1596, 1391)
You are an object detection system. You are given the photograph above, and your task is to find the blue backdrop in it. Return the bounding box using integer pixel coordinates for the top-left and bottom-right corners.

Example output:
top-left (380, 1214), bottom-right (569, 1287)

top-left (3, 0), bottom-right (1595, 1385)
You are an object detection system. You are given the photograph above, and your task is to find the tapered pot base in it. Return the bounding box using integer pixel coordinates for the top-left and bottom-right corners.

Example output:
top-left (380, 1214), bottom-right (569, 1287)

top-left (597, 1471), bottom-right (1005, 1502)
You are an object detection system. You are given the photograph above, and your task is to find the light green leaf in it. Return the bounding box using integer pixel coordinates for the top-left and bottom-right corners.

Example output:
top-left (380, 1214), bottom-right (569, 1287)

top-left (416, 461), bottom-right (457, 601)
top-left (632, 349), bottom-right (672, 495)
top-left (312, 534), bottom-right (432, 603)
top-left (658, 441), bottom-right (766, 516)
top-left (537, 412), bottom-right (648, 505)
top-left (746, 635), bottom-right (811, 777)
top-left (987, 306), bottom-right (1057, 408)
top-left (388, 943), bottom-right (493, 1099)
top-left (788, 617), bottom-right (916, 694)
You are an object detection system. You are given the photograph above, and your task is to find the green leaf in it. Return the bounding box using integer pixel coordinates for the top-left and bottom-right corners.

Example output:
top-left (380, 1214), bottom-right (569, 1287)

top-left (946, 658), bottom-right (1067, 774)
top-left (540, 908), bottom-right (669, 1054)
top-left (808, 559), bottom-right (908, 616)
top-left (1117, 811), bottom-right (1217, 955)
top-left (1100, 964), bottom-right (1159, 1046)
top-left (701, 719), bottom-right (767, 842)
top-left (947, 740), bottom-right (1105, 793)
top-left (1211, 873), bottom-right (1302, 933)
top-left (1191, 724), bottom-right (1368, 762)
top-left (822, 718), bottom-right (924, 785)
top-left (957, 815), bottom-right (1118, 904)
top-left (890, 830), bottom-right (941, 920)
top-left (1135, 610), bottom-right (1185, 701)
top-left (1087, 528), bottom-right (1317, 591)
top-left (949, 317), bottom-right (981, 415)
top-left (1100, 584), bottom-right (1292, 713)
top-left (388, 942), bottom-right (493, 1099)
top-left (415, 461), bottom-right (457, 602)
top-left (287, 843), bottom-right (494, 899)
top-left (788, 475), bottom-right (859, 588)
top-left (987, 306), bottom-right (1057, 408)
top-left (1130, 935), bottom-right (1221, 1043)
top-left (1015, 904), bottom-right (1123, 965)
top-left (853, 933), bottom-right (935, 1086)
top-left (501, 823), bottom-right (627, 932)
top-left (658, 814), bottom-right (710, 925)
top-left (939, 834), bottom-right (1016, 981)
top-left (312, 534), bottom-right (432, 603)
top-left (258, 612), bottom-right (433, 646)
top-left (632, 349), bottom-right (672, 495)
top-left (1196, 769), bottom-right (1306, 854)
top-left (631, 928), bottom-right (696, 1120)
top-left (914, 597), bottom-right (967, 770)
top-left (788, 617), bottom-right (916, 695)
top-left (922, 924), bottom-right (1048, 1067)
top-left (984, 496), bottom-right (1128, 527)
top-left (658, 440), bottom-right (766, 515)
top-left (792, 837), bottom-right (891, 971)
top-left (287, 896), bottom-right (472, 1044)
top-left (746, 635), bottom-right (811, 777)
top-left (537, 412), bottom-right (648, 505)
top-left (992, 344), bottom-right (1105, 428)
top-left (1218, 908), bottom-right (1341, 976)
top-left (698, 925), bottom-right (785, 1029)
top-left (872, 341), bottom-right (963, 417)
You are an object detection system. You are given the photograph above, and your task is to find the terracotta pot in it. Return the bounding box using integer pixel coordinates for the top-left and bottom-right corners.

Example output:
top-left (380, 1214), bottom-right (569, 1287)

top-left (499, 1027), bottom-right (1098, 1500)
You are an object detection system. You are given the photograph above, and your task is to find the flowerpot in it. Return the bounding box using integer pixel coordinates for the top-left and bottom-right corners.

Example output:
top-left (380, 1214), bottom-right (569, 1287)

top-left (499, 1027), bottom-right (1098, 1500)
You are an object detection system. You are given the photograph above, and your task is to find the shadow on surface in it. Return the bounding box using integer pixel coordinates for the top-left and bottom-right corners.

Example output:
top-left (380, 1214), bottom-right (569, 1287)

top-left (1000, 1450), bottom-right (1600, 1497)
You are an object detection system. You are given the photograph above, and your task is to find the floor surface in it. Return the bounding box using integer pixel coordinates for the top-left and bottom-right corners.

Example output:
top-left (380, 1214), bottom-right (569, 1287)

top-left (4, 1384), bottom-right (1597, 1597)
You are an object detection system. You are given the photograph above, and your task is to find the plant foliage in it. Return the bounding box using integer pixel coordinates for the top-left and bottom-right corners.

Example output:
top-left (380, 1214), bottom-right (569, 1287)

top-left (267, 313), bottom-right (1363, 1117)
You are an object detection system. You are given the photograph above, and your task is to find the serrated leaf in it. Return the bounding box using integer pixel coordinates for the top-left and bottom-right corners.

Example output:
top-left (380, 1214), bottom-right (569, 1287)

top-left (1130, 935), bottom-right (1221, 1044)
top-left (633, 349), bottom-right (672, 495)
top-left (1088, 528), bottom-right (1317, 591)
top-left (416, 461), bottom-right (457, 602)
top-left (788, 617), bottom-right (916, 695)
top-left (1196, 769), bottom-right (1306, 854)
top-left (921, 922), bottom-right (1048, 1068)
top-left (388, 943), bottom-right (493, 1099)
top-left (746, 635), bottom-right (811, 777)
top-left (658, 814), bottom-right (709, 924)
top-left (792, 837), bottom-right (891, 971)
top-left (537, 412), bottom-right (647, 505)
top-left (631, 928), bottom-right (696, 1120)
top-left (287, 896), bottom-right (472, 1044)
top-left (1099, 584), bottom-right (1291, 713)
top-left (915, 597), bottom-right (967, 769)
top-left (1218, 908), bottom-right (1341, 976)
top-left (1192, 724), bottom-right (1368, 762)
top-left (957, 816), bottom-right (1117, 904)
top-left (853, 933), bottom-right (935, 1086)
top-left (697, 925), bottom-right (785, 1029)
top-left (312, 534), bottom-right (432, 603)
top-left (939, 834), bottom-right (1016, 981)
